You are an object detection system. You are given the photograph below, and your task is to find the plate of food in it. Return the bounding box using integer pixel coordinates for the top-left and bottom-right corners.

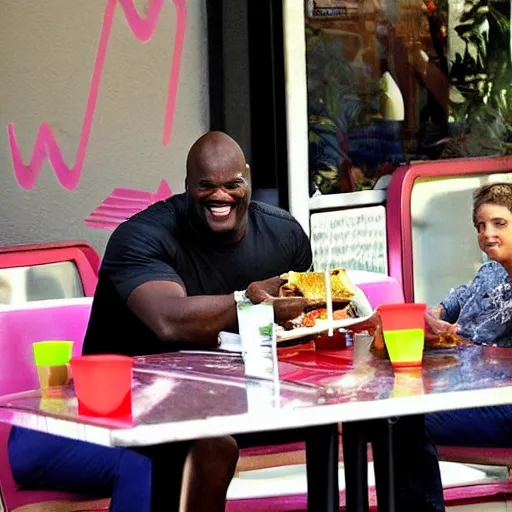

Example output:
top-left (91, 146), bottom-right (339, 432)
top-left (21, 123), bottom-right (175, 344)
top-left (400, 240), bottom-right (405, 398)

top-left (274, 268), bottom-right (374, 342)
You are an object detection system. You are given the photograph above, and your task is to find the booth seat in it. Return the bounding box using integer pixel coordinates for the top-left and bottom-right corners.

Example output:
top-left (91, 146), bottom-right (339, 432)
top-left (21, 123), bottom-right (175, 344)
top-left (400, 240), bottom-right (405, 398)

top-left (0, 298), bottom-right (109, 512)
top-left (0, 270), bottom-right (402, 510)
top-left (386, 160), bottom-right (512, 479)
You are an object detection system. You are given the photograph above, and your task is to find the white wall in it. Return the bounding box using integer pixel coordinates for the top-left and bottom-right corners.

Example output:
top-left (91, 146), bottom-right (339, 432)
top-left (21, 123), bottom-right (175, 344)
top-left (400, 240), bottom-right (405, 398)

top-left (0, 0), bottom-right (208, 254)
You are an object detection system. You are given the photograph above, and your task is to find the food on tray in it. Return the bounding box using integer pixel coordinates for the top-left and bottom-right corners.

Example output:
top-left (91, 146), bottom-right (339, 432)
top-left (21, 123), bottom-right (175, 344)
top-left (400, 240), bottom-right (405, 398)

top-left (277, 269), bottom-right (358, 330)
top-left (428, 332), bottom-right (460, 348)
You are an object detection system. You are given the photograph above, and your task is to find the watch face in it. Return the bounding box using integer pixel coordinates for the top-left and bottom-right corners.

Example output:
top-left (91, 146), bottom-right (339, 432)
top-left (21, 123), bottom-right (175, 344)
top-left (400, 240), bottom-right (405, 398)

top-left (234, 290), bottom-right (246, 303)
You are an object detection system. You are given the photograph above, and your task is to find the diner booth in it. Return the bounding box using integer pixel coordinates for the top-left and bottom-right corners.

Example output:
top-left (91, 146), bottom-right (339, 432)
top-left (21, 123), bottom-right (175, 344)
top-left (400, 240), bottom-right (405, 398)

top-left (277, 0), bottom-right (512, 506)
top-left (0, 172), bottom-right (512, 512)
top-left (0, 160), bottom-right (511, 511)
top-left (207, 0), bottom-right (512, 507)
top-left (232, 158), bottom-right (512, 510)
top-left (0, 0), bottom-right (511, 509)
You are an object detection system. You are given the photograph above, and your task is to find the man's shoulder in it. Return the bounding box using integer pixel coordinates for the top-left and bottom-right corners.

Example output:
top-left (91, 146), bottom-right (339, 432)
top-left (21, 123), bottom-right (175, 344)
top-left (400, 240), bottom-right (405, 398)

top-left (106, 193), bottom-right (186, 252)
top-left (250, 201), bottom-right (302, 230)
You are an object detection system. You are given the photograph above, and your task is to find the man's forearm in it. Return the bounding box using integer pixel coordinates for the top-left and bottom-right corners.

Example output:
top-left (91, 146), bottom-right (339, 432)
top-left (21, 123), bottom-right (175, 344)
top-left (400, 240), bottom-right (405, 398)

top-left (127, 281), bottom-right (239, 348)
top-left (157, 294), bottom-right (238, 346)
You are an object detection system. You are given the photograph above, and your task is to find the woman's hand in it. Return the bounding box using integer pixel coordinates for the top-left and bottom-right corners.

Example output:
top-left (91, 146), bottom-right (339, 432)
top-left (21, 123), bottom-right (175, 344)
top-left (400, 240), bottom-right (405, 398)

top-left (430, 305), bottom-right (443, 320)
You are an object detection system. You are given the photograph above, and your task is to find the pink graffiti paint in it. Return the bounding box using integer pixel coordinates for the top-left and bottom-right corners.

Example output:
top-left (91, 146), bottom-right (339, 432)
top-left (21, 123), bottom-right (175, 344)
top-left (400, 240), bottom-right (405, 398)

top-left (85, 178), bottom-right (173, 230)
top-left (7, 0), bottom-right (187, 191)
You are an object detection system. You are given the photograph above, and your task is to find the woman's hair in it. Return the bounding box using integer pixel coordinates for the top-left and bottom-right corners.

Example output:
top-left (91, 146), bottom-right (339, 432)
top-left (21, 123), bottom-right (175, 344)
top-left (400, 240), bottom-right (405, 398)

top-left (473, 182), bottom-right (512, 226)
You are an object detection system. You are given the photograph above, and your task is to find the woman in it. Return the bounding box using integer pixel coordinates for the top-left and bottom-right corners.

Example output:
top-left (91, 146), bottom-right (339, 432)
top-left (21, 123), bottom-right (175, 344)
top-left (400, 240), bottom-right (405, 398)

top-left (425, 182), bottom-right (512, 447)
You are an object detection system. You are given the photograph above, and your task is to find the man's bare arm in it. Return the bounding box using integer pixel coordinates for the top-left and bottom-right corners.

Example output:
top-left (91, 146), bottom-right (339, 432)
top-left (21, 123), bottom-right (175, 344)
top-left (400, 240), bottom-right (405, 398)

top-left (126, 277), bottom-right (309, 347)
top-left (127, 281), bottom-right (237, 346)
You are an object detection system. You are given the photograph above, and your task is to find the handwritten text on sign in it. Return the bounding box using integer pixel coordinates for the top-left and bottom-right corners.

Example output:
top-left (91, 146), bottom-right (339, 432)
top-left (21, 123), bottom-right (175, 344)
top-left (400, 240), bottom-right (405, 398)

top-left (311, 206), bottom-right (388, 274)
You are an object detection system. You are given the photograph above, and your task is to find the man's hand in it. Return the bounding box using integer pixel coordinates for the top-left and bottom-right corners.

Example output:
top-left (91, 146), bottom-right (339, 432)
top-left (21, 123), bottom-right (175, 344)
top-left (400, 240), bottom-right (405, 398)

top-left (246, 276), bottom-right (285, 303)
top-left (246, 276), bottom-right (309, 324)
top-left (271, 297), bottom-right (310, 324)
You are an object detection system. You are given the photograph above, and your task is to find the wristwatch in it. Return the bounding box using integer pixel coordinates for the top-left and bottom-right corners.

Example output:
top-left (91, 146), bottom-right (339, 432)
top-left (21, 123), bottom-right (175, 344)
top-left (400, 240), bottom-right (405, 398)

top-left (234, 289), bottom-right (251, 306)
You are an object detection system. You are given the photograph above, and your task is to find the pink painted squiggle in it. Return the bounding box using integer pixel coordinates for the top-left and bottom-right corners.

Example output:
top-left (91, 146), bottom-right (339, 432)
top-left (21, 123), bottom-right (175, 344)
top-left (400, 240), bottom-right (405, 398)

top-left (7, 0), bottom-right (187, 191)
top-left (85, 178), bottom-right (173, 230)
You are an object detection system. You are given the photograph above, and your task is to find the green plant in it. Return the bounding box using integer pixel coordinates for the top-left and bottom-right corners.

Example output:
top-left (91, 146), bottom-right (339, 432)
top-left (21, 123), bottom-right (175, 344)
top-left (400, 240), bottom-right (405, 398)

top-left (448, 0), bottom-right (512, 155)
top-left (305, 24), bottom-right (385, 133)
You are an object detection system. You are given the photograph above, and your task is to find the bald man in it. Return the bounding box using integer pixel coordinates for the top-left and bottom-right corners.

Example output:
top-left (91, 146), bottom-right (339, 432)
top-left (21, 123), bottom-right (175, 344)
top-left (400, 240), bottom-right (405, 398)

top-left (9, 132), bottom-right (312, 512)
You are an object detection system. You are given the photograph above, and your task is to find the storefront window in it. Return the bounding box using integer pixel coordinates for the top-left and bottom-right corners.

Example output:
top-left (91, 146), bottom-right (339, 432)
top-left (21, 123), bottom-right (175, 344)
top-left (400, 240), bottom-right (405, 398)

top-left (305, 0), bottom-right (512, 195)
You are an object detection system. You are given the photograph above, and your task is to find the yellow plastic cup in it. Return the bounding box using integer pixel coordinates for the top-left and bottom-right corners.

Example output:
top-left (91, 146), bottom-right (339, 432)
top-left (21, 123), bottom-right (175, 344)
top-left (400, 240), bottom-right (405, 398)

top-left (40, 387), bottom-right (68, 413)
top-left (392, 368), bottom-right (424, 397)
top-left (382, 329), bottom-right (424, 368)
top-left (33, 341), bottom-right (73, 388)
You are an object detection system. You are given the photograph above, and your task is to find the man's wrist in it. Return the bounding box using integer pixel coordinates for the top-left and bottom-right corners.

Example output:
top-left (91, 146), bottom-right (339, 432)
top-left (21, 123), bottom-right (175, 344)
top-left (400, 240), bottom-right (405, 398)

top-left (234, 290), bottom-right (252, 305)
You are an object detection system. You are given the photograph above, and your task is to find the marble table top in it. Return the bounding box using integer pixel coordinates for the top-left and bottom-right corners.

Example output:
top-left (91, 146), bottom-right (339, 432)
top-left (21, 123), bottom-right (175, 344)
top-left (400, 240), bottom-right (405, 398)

top-left (0, 344), bottom-right (510, 447)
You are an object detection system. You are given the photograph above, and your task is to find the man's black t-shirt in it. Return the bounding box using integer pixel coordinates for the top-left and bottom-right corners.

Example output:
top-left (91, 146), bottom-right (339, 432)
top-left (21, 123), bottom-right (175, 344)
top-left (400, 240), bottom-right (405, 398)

top-left (83, 193), bottom-right (312, 356)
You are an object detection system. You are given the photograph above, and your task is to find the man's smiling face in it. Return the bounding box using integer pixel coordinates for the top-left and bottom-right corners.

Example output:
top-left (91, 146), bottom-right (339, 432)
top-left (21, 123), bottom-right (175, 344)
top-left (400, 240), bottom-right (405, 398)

top-left (186, 132), bottom-right (251, 242)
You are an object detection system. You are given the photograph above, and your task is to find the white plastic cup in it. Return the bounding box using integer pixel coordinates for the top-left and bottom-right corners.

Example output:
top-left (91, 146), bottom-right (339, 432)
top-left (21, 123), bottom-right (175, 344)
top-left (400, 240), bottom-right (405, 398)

top-left (237, 303), bottom-right (274, 355)
top-left (237, 302), bottom-right (275, 379)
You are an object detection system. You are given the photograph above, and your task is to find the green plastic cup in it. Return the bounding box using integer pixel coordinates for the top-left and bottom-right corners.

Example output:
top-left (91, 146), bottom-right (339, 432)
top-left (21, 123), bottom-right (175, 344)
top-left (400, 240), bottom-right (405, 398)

top-left (382, 329), bottom-right (424, 368)
top-left (33, 341), bottom-right (74, 367)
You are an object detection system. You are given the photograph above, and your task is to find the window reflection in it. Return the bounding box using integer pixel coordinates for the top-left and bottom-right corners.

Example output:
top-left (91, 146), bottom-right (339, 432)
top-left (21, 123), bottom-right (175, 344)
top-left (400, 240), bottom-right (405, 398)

top-left (0, 262), bottom-right (84, 305)
top-left (305, 0), bottom-right (512, 196)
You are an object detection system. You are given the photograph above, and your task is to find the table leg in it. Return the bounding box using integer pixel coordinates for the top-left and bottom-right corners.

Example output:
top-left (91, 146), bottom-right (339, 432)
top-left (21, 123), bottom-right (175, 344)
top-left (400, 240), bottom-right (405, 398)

top-left (305, 423), bottom-right (339, 512)
top-left (385, 418), bottom-right (397, 511)
top-left (342, 421), bottom-right (369, 512)
top-left (372, 417), bottom-right (398, 512)
top-left (373, 415), bottom-right (444, 512)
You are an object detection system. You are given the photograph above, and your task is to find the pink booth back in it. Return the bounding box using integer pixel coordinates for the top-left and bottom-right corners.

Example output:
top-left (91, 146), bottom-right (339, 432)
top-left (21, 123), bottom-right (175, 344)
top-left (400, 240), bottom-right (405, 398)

top-left (0, 241), bottom-right (100, 510)
top-left (0, 241), bottom-right (100, 299)
top-left (0, 299), bottom-right (97, 511)
top-left (0, 299), bottom-right (92, 396)
top-left (386, 157), bottom-right (512, 302)
top-left (346, 269), bottom-right (404, 307)
top-left (386, 159), bottom-right (512, 475)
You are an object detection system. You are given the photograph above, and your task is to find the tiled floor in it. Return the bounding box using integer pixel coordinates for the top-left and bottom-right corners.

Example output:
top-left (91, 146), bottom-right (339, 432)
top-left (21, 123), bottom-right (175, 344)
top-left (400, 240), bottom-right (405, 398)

top-left (448, 503), bottom-right (512, 511)
top-left (228, 461), bottom-right (510, 509)
top-left (229, 461), bottom-right (496, 500)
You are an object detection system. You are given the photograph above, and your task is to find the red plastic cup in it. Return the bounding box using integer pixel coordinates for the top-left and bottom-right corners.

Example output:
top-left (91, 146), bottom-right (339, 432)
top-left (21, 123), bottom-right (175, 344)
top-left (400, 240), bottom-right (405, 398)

top-left (377, 303), bottom-right (427, 331)
top-left (70, 355), bottom-right (133, 417)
